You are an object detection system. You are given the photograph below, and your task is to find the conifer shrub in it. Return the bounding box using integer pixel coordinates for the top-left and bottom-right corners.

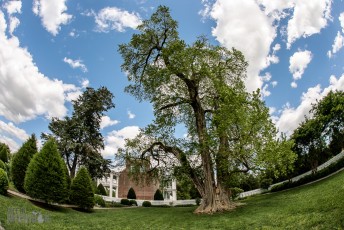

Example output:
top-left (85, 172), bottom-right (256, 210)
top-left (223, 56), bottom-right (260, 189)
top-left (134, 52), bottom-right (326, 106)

top-left (120, 198), bottom-right (130, 206)
top-left (127, 187), bottom-right (136, 199)
top-left (0, 168), bottom-right (9, 195)
top-left (142, 201), bottom-right (152, 207)
top-left (0, 143), bottom-right (10, 163)
top-left (69, 167), bottom-right (95, 210)
top-left (11, 135), bottom-right (37, 193)
top-left (97, 183), bottom-right (107, 196)
top-left (129, 199), bottom-right (137, 206)
top-left (260, 178), bottom-right (273, 189)
top-left (24, 139), bottom-right (68, 203)
top-left (154, 189), bottom-right (164, 200)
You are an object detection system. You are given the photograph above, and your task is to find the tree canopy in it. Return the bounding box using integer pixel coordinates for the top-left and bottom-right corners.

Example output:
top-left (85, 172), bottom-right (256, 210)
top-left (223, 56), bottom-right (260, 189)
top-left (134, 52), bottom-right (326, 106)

top-left (118, 6), bottom-right (295, 214)
top-left (45, 87), bottom-right (115, 179)
top-left (0, 142), bottom-right (10, 163)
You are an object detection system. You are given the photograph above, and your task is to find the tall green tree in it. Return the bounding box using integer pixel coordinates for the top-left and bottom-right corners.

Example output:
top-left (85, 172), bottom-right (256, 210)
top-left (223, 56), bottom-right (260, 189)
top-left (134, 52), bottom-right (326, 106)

top-left (118, 6), bottom-right (295, 214)
top-left (0, 142), bottom-right (10, 163)
top-left (24, 138), bottom-right (68, 203)
top-left (45, 87), bottom-right (115, 179)
top-left (11, 134), bottom-right (37, 193)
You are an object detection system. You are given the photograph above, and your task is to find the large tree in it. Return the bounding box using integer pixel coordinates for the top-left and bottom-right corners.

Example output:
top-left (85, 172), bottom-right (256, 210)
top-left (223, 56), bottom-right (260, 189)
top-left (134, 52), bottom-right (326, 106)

top-left (0, 142), bottom-right (10, 163)
top-left (45, 87), bottom-right (115, 179)
top-left (118, 6), bottom-right (295, 214)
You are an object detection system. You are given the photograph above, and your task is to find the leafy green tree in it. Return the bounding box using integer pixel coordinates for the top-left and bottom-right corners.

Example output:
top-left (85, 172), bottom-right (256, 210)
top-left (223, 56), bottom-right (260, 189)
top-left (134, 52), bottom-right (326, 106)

top-left (69, 167), bottom-right (95, 210)
top-left (97, 183), bottom-right (107, 196)
top-left (0, 160), bottom-right (5, 170)
top-left (154, 189), bottom-right (164, 200)
top-left (0, 142), bottom-right (10, 163)
top-left (11, 134), bottom-right (37, 193)
top-left (45, 87), bottom-right (115, 179)
top-left (127, 187), bottom-right (136, 199)
top-left (24, 139), bottom-right (68, 203)
top-left (118, 6), bottom-right (296, 214)
top-left (0, 168), bottom-right (8, 195)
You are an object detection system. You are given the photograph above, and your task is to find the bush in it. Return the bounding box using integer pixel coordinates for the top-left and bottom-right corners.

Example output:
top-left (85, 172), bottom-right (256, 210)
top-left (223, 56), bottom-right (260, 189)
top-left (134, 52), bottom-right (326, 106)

top-left (142, 201), bottom-right (152, 207)
top-left (129, 199), bottom-right (137, 206)
top-left (97, 183), bottom-right (107, 196)
top-left (70, 167), bottom-right (95, 210)
top-left (94, 195), bottom-right (106, 207)
top-left (120, 198), bottom-right (130, 206)
top-left (127, 187), bottom-right (136, 199)
top-left (106, 201), bottom-right (124, 208)
top-left (154, 189), bottom-right (164, 200)
top-left (24, 138), bottom-right (68, 203)
top-left (260, 178), bottom-right (273, 189)
top-left (0, 168), bottom-right (9, 195)
top-left (0, 160), bottom-right (6, 170)
top-left (195, 197), bottom-right (201, 206)
top-left (229, 187), bottom-right (244, 200)
top-left (11, 135), bottom-right (37, 193)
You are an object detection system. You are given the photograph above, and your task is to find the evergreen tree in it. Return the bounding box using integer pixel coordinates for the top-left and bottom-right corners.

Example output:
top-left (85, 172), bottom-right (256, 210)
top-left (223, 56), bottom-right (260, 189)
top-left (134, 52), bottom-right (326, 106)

top-left (24, 139), bottom-right (68, 203)
top-left (0, 168), bottom-right (9, 195)
top-left (0, 160), bottom-right (5, 170)
top-left (70, 167), bottom-right (95, 210)
top-left (97, 183), bottom-right (107, 196)
top-left (0, 143), bottom-right (10, 163)
top-left (127, 187), bottom-right (136, 199)
top-left (154, 189), bottom-right (164, 200)
top-left (11, 134), bottom-right (37, 193)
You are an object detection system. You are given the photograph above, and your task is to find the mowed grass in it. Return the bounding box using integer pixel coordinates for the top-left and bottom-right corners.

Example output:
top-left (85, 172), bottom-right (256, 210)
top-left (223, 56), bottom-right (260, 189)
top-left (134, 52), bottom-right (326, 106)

top-left (1, 170), bottom-right (344, 230)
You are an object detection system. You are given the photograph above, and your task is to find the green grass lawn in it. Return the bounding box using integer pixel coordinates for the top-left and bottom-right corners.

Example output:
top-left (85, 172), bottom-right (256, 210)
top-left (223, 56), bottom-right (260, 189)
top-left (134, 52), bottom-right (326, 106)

top-left (1, 170), bottom-right (344, 230)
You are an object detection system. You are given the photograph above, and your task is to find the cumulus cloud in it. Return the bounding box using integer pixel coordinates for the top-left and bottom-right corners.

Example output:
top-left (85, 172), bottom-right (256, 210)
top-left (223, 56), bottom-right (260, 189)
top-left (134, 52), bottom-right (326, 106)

top-left (0, 120), bottom-right (29, 151)
top-left (32, 0), bottom-right (72, 36)
top-left (329, 32), bottom-right (344, 57)
top-left (289, 50), bottom-right (312, 86)
top-left (102, 126), bottom-right (140, 157)
top-left (210, 0), bottom-right (276, 92)
top-left (3, 0), bottom-right (22, 34)
top-left (127, 110), bottom-right (136, 119)
top-left (100, 116), bottom-right (120, 129)
top-left (275, 74), bottom-right (344, 136)
top-left (286, 0), bottom-right (332, 49)
top-left (0, 11), bottom-right (79, 123)
top-left (340, 12), bottom-right (344, 33)
top-left (63, 57), bottom-right (88, 72)
top-left (90, 7), bottom-right (142, 33)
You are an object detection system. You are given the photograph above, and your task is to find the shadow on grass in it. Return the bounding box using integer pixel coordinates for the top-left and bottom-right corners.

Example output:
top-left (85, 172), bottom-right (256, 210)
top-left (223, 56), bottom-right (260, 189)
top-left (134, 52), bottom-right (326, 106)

top-left (71, 207), bottom-right (95, 213)
top-left (29, 200), bottom-right (69, 212)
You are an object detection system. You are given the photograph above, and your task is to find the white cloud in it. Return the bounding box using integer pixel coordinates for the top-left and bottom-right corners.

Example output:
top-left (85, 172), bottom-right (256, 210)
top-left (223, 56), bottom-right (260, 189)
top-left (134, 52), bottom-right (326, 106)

top-left (210, 0), bottom-right (277, 92)
top-left (289, 50), bottom-right (312, 82)
top-left (81, 79), bottom-right (89, 88)
top-left (339, 12), bottom-right (344, 33)
top-left (291, 82), bottom-right (297, 88)
top-left (100, 116), bottom-right (119, 129)
top-left (32, 0), bottom-right (72, 36)
top-left (332, 31), bottom-right (344, 54)
top-left (63, 57), bottom-right (88, 72)
top-left (3, 0), bottom-right (22, 35)
top-left (0, 120), bottom-right (29, 151)
top-left (271, 81), bottom-right (278, 87)
top-left (286, 0), bottom-right (332, 49)
top-left (0, 11), bottom-right (79, 123)
top-left (275, 73), bottom-right (344, 136)
top-left (91, 7), bottom-right (142, 33)
top-left (261, 84), bottom-right (271, 97)
top-left (102, 126), bottom-right (140, 157)
top-left (127, 110), bottom-right (135, 119)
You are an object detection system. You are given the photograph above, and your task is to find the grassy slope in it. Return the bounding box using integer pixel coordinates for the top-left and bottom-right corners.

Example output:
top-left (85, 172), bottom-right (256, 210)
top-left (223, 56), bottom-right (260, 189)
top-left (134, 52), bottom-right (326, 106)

top-left (1, 170), bottom-right (344, 230)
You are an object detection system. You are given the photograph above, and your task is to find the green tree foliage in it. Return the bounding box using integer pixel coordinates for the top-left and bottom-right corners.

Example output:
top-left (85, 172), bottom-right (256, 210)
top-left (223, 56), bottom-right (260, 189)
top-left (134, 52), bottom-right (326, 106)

top-left (291, 90), bottom-right (344, 175)
top-left (24, 139), bottom-right (68, 203)
top-left (97, 183), bottom-right (107, 196)
top-left (127, 187), bottom-right (136, 199)
top-left (0, 142), bottom-right (10, 163)
top-left (118, 6), bottom-right (296, 214)
top-left (0, 168), bottom-right (9, 195)
top-left (69, 167), bottom-right (95, 210)
top-left (154, 189), bottom-right (164, 200)
top-left (11, 134), bottom-right (37, 193)
top-left (45, 87), bottom-right (115, 179)
top-left (0, 160), bottom-right (5, 170)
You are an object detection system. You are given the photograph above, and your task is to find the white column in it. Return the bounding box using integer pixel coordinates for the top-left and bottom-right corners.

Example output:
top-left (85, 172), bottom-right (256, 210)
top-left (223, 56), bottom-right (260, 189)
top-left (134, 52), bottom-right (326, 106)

top-left (109, 172), bottom-right (113, 198)
top-left (172, 179), bottom-right (177, 201)
top-left (115, 173), bottom-right (119, 198)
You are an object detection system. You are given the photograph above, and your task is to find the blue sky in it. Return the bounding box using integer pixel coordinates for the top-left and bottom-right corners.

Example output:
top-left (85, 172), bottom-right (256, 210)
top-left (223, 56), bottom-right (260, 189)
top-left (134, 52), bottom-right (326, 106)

top-left (0, 0), bottom-right (343, 163)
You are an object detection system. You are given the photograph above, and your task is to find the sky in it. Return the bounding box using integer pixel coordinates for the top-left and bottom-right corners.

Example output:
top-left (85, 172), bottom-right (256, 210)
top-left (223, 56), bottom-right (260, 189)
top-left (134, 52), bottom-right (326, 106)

top-left (0, 0), bottom-right (343, 163)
